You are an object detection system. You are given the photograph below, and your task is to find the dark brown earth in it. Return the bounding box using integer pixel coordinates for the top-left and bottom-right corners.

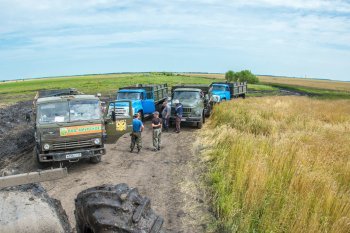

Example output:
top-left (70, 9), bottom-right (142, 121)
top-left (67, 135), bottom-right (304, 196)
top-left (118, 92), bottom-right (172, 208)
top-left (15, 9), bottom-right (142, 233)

top-left (0, 102), bottom-right (214, 233)
top-left (0, 101), bottom-right (34, 163)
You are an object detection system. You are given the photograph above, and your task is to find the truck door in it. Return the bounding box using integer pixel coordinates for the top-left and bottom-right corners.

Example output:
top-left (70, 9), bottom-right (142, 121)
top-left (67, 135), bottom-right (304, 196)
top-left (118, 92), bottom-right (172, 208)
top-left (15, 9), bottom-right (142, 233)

top-left (104, 100), bottom-right (133, 144)
top-left (141, 92), bottom-right (156, 114)
top-left (226, 86), bottom-right (231, 100)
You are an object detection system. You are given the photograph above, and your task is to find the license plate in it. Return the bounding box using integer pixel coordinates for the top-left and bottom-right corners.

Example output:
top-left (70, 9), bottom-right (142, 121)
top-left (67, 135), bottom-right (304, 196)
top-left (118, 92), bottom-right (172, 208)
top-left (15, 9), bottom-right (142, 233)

top-left (181, 118), bottom-right (186, 122)
top-left (66, 153), bottom-right (82, 159)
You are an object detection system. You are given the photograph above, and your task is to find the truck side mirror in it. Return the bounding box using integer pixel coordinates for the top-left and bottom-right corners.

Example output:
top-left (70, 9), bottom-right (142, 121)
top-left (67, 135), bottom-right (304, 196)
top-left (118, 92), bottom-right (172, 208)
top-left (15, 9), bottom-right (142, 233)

top-left (111, 111), bottom-right (116, 122)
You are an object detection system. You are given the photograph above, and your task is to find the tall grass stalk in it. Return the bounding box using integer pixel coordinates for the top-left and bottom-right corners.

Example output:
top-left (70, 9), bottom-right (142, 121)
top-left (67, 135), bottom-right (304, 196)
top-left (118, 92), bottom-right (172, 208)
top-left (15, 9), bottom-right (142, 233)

top-left (200, 96), bottom-right (350, 232)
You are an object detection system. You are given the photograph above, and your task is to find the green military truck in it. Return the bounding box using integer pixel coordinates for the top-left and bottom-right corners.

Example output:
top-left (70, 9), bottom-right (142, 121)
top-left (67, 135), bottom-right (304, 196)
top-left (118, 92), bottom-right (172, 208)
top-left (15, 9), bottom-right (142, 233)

top-left (31, 89), bottom-right (133, 167)
top-left (170, 84), bottom-right (212, 129)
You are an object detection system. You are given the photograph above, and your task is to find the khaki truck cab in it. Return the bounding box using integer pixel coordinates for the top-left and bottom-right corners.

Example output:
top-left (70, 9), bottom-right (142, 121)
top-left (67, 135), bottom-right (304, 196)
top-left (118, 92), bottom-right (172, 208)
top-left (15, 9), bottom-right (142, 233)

top-left (32, 89), bottom-right (133, 168)
top-left (33, 89), bottom-right (132, 167)
top-left (170, 85), bottom-right (212, 129)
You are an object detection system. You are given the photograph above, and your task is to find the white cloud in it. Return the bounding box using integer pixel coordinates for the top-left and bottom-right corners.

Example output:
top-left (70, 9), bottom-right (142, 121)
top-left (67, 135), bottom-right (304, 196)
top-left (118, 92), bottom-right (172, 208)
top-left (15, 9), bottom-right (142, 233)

top-left (0, 0), bottom-right (349, 80)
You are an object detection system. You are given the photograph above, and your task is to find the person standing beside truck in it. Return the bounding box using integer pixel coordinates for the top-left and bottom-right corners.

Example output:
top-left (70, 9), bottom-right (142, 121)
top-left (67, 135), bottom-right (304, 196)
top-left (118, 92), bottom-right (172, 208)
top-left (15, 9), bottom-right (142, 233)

top-left (130, 113), bottom-right (144, 153)
top-left (161, 100), bottom-right (171, 132)
top-left (152, 111), bottom-right (162, 151)
top-left (174, 99), bottom-right (183, 133)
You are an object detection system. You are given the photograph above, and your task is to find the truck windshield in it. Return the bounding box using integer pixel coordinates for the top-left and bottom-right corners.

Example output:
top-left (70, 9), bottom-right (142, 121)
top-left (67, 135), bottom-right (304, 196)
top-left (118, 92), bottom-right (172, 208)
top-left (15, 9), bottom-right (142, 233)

top-left (212, 85), bottom-right (226, 91)
top-left (173, 91), bottom-right (200, 101)
top-left (117, 92), bottom-right (141, 100)
top-left (37, 100), bottom-right (101, 124)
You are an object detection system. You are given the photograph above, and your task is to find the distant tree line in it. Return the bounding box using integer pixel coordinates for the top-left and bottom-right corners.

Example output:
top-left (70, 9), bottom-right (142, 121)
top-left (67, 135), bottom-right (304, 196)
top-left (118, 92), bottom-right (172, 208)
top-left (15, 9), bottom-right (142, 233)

top-left (225, 70), bottom-right (259, 84)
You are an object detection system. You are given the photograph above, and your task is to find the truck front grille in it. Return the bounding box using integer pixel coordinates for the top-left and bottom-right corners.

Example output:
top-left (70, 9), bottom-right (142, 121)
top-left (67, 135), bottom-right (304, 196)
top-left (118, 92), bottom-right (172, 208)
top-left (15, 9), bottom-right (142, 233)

top-left (51, 139), bottom-right (94, 150)
top-left (171, 107), bottom-right (192, 117)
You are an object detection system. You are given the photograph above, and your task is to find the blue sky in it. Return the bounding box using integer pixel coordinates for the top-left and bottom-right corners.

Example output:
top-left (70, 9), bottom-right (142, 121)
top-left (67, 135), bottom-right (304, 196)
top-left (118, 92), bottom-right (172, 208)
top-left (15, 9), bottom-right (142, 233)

top-left (0, 0), bottom-right (349, 81)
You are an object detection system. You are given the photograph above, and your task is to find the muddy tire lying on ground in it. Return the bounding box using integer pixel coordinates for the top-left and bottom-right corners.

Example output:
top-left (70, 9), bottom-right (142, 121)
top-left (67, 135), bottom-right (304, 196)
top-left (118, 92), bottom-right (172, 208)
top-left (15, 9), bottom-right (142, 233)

top-left (75, 183), bottom-right (164, 233)
top-left (0, 183), bottom-right (72, 233)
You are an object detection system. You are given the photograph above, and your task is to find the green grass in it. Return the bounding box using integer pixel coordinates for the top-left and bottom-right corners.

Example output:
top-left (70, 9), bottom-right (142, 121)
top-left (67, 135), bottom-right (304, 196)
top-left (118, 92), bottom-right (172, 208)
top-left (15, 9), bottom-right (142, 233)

top-left (0, 73), bottom-right (219, 104)
top-left (247, 84), bottom-right (278, 91)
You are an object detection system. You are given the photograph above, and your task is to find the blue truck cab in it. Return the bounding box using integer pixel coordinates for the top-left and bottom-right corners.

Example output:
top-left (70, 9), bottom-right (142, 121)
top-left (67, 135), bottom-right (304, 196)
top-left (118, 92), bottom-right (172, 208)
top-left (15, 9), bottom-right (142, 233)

top-left (211, 84), bottom-right (231, 101)
top-left (114, 84), bottom-right (168, 119)
top-left (210, 82), bottom-right (247, 103)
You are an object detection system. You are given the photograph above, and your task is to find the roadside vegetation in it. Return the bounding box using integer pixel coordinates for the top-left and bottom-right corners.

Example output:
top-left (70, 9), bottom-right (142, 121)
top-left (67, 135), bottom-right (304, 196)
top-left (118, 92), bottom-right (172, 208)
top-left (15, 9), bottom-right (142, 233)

top-left (0, 73), bottom-right (219, 104)
top-left (225, 70), bottom-right (259, 84)
top-left (200, 96), bottom-right (350, 232)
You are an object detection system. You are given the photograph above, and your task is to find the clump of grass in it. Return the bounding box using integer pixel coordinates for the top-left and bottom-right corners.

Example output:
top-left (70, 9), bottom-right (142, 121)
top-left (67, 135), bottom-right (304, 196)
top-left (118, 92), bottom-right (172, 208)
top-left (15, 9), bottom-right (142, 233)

top-left (201, 96), bottom-right (350, 232)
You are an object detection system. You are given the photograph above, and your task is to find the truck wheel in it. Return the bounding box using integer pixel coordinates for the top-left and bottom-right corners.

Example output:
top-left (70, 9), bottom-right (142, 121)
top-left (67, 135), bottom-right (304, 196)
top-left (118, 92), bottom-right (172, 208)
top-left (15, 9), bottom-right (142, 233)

top-left (33, 147), bottom-right (51, 169)
top-left (197, 116), bottom-right (204, 129)
top-left (242, 93), bottom-right (246, 99)
top-left (75, 184), bottom-right (164, 233)
top-left (202, 112), bottom-right (206, 124)
top-left (90, 155), bottom-right (101, 164)
top-left (221, 98), bottom-right (226, 102)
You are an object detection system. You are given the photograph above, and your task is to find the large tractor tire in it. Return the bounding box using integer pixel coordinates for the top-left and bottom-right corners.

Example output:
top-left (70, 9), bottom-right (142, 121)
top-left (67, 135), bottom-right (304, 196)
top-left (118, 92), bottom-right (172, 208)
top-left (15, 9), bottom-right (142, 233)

top-left (0, 184), bottom-right (72, 233)
top-left (75, 183), bottom-right (164, 233)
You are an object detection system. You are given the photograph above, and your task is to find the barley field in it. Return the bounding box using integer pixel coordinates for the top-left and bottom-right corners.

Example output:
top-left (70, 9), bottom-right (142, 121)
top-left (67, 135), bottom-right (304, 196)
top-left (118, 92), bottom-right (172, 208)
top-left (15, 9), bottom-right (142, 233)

top-left (200, 96), bottom-right (350, 232)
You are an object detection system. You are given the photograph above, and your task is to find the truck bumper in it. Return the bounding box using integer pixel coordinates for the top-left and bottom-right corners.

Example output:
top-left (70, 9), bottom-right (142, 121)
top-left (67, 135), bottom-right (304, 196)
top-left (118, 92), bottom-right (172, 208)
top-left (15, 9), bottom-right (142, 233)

top-left (39, 147), bottom-right (106, 162)
top-left (170, 116), bottom-right (202, 123)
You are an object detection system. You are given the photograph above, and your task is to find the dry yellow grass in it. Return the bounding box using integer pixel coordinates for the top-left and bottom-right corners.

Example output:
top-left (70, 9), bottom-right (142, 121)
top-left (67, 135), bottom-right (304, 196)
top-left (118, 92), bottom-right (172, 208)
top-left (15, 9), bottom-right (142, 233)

top-left (199, 96), bottom-right (350, 232)
top-left (259, 75), bottom-right (350, 92)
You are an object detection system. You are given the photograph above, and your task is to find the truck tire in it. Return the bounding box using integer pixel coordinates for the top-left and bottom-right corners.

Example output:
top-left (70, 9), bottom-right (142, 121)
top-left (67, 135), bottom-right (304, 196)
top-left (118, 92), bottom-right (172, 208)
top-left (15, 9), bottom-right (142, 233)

top-left (197, 116), bottom-right (204, 129)
top-left (221, 98), bottom-right (226, 102)
top-left (33, 147), bottom-right (51, 169)
top-left (242, 93), bottom-right (246, 99)
top-left (75, 183), bottom-right (164, 233)
top-left (89, 155), bottom-right (101, 164)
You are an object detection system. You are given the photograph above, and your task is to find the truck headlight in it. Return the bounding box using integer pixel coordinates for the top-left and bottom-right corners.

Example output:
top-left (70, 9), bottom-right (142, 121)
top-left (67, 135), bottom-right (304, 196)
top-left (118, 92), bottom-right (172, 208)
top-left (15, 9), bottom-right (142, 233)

top-left (94, 138), bottom-right (101, 145)
top-left (212, 95), bottom-right (220, 102)
top-left (43, 143), bottom-right (50, 151)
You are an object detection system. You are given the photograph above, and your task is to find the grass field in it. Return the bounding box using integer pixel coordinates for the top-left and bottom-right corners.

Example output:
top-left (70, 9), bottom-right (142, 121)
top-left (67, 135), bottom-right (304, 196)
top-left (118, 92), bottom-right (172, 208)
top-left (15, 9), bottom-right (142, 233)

top-left (185, 73), bottom-right (350, 99)
top-left (0, 73), bottom-right (219, 104)
top-left (1, 72), bottom-right (349, 105)
top-left (200, 97), bottom-right (350, 232)
top-left (259, 75), bottom-right (350, 92)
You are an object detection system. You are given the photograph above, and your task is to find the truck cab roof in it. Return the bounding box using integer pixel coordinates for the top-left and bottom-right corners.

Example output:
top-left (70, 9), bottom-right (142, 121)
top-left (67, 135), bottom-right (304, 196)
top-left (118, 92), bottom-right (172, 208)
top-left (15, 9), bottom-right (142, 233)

top-left (117, 89), bottom-right (144, 93)
top-left (173, 88), bottom-right (202, 92)
top-left (36, 95), bottom-right (99, 104)
top-left (212, 83), bottom-right (228, 87)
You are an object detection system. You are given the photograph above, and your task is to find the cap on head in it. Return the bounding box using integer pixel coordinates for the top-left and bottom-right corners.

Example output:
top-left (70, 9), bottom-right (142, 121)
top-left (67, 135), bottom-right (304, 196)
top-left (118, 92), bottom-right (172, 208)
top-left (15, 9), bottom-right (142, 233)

top-left (153, 111), bottom-right (159, 115)
top-left (173, 99), bottom-right (180, 104)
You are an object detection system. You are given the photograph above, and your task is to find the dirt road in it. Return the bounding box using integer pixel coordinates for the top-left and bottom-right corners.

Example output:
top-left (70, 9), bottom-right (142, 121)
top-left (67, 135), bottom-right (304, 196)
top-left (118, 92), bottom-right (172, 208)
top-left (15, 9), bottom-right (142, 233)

top-left (1, 121), bottom-right (213, 232)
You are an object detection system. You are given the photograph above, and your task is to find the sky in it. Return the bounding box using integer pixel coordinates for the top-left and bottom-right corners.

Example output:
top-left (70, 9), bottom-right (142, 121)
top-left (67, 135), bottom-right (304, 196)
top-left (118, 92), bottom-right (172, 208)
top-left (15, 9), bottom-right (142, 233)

top-left (0, 0), bottom-right (350, 81)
